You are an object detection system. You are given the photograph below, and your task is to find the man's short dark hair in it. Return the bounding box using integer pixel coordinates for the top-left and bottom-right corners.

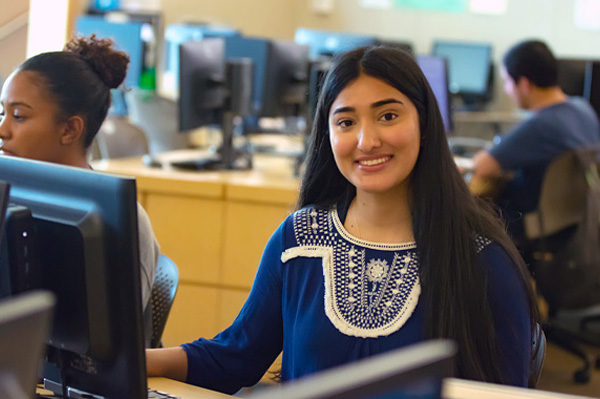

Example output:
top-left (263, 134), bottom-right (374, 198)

top-left (503, 40), bottom-right (558, 88)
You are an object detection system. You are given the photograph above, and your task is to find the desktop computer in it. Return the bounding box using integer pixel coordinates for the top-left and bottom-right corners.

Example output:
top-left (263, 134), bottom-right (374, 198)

top-left (432, 40), bottom-right (495, 110)
top-left (294, 28), bottom-right (378, 59)
top-left (556, 58), bottom-right (600, 119)
top-left (417, 54), bottom-right (453, 134)
top-left (162, 23), bottom-right (240, 96)
top-left (0, 155), bottom-right (147, 399)
top-left (248, 340), bottom-right (456, 399)
top-left (556, 58), bottom-right (589, 97)
top-left (0, 180), bottom-right (8, 244)
top-left (0, 290), bottom-right (55, 399)
top-left (174, 36), bottom-right (310, 171)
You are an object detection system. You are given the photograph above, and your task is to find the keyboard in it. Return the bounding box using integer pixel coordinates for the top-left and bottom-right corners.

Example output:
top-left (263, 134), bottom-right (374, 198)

top-left (169, 158), bottom-right (225, 171)
top-left (148, 388), bottom-right (182, 399)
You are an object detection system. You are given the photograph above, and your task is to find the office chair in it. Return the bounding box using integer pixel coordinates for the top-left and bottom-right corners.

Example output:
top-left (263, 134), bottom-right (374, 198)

top-left (529, 323), bottom-right (547, 388)
top-left (91, 115), bottom-right (150, 160)
top-left (147, 254), bottom-right (179, 349)
top-left (125, 88), bottom-right (189, 154)
top-left (523, 145), bottom-right (600, 383)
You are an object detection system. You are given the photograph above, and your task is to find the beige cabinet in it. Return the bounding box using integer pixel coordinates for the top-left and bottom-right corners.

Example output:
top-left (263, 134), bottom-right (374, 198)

top-left (93, 157), bottom-right (298, 345)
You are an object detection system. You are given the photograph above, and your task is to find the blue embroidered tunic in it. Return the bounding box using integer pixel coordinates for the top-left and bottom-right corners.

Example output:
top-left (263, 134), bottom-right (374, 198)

top-left (181, 206), bottom-right (532, 394)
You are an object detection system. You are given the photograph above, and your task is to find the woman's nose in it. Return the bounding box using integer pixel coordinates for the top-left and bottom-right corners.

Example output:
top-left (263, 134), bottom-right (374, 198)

top-left (0, 117), bottom-right (8, 140)
top-left (357, 123), bottom-right (382, 151)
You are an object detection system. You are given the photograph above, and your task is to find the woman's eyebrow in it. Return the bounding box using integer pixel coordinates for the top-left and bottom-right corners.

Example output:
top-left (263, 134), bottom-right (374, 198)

top-left (371, 98), bottom-right (403, 108)
top-left (6, 101), bottom-right (33, 109)
top-left (331, 98), bottom-right (403, 115)
top-left (331, 106), bottom-right (355, 115)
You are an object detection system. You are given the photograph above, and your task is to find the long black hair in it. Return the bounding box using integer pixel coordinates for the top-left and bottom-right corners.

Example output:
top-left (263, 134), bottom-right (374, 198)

top-left (298, 46), bottom-right (538, 383)
top-left (19, 34), bottom-right (129, 149)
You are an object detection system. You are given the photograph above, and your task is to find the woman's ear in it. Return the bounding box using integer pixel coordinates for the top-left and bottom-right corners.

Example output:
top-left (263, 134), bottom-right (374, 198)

top-left (60, 115), bottom-right (85, 145)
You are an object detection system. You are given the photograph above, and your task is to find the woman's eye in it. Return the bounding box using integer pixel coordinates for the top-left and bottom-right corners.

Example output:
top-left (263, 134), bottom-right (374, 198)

top-left (380, 112), bottom-right (398, 122)
top-left (338, 119), bottom-right (354, 128)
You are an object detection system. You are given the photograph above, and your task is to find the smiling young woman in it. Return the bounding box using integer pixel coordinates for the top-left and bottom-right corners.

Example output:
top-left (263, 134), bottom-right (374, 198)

top-left (146, 46), bottom-right (539, 393)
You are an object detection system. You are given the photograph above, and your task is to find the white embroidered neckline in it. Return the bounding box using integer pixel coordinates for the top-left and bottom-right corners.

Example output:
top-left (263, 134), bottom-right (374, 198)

top-left (282, 207), bottom-right (421, 338)
top-left (331, 208), bottom-right (417, 251)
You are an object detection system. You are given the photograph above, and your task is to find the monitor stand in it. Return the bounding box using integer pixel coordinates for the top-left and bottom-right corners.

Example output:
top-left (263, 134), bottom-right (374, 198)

top-left (170, 112), bottom-right (252, 171)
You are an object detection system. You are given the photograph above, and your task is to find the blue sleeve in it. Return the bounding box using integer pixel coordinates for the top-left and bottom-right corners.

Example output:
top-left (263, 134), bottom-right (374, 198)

top-left (480, 242), bottom-right (532, 387)
top-left (180, 220), bottom-right (287, 394)
top-left (490, 118), bottom-right (563, 171)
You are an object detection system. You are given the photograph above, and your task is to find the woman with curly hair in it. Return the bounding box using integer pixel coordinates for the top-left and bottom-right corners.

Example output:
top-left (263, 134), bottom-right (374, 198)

top-left (0, 35), bottom-right (159, 310)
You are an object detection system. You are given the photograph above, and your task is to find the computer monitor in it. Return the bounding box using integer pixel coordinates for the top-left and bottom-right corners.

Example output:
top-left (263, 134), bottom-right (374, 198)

top-left (307, 58), bottom-right (332, 123)
top-left (178, 38), bottom-right (227, 131)
top-left (249, 340), bottom-right (456, 399)
top-left (432, 40), bottom-right (494, 108)
top-left (556, 58), bottom-right (589, 97)
top-left (223, 36), bottom-right (269, 117)
top-left (0, 155), bottom-right (147, 399)
top-left (224, 36), bottom-right (310, 118)
top-left (176, 38), bottom-right (255, 170)
top-left (294, 28), bottom-right (377, 59)
top-left (162, 23), bottom-right (240, 96)
top-left (0, 181), bottom-right (9, 245)
top-left (585, 60), bottom-right (600, 119)
top-left (0, 290), bottom-right (54, 399)
top-left (262, 41), bottom-right (310, 118)
top-left (89, 0), bottom-right (119, 12)
top-left (76, 15), bottom-right (144, 89)
top-left (417, 55), bottom-right (453, 134)
top-left (556, 58), bottom-right (600, 119)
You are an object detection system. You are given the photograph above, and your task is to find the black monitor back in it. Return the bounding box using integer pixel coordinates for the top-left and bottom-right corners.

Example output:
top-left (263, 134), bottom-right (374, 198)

top-left (249, 340), bottom-right (456, 399)
top-left (225, 36), bottom-right (310, 118)
top-left (262, 40), bottom-right (310, 118)
top-left (557, 58), bottom-right (589, 97)
top-left (586, 61), bottom-right (600, 119)
top-left (0, 290), bottom-right (55, 399)
top-left (0, 180), bottom-right (8, 245)
top-left (556, 58), bottom-right (600, 119)
top-left (0, 156), bottom-right (146, 399)
top-left (178, 38), bottom-right (227, 131)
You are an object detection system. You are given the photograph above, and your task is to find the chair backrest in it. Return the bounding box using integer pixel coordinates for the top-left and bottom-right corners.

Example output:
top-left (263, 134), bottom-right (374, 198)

top-left (523, 145), bottom-right (600, 239)
top-left (524, 144), bottom-right (600, 309)
top-left (528, 323), bottom-right (547, 388)
top-left (148, 254), bottom-right (179, 348)
top-left (125, 89), bottom-right (189, 154)
top-left (93, 116), bottom-right (150, 160)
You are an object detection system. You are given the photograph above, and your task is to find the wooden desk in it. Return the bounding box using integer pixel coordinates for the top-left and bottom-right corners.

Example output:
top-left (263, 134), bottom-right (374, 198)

top-left (147, 377), bottom-right (594, 399)
top-left (443, 378), bottom-right (594, 399)
top-left (92, 155), bottom-right (299, 347)
top-left (454, 156), bottom-right (508, 198)
top-left (148, 377), bottom-right (232, 398)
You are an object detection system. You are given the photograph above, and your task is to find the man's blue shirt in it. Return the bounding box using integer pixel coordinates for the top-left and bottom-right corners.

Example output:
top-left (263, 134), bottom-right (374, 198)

top-left (490, 97), bottom-right (600, 214)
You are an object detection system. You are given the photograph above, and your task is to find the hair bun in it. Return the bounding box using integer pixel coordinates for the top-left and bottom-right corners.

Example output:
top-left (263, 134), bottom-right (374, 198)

top-left (64, 34), bottom-right (130, 89)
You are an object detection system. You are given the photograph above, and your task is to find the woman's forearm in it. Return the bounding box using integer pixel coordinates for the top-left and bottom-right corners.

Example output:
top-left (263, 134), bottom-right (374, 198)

top-left (146, 347), bottom-right (188, 382)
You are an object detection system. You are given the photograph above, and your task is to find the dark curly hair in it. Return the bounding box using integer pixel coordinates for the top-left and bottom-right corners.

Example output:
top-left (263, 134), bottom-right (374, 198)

top-left (19, 34), bottom-right (130, 148)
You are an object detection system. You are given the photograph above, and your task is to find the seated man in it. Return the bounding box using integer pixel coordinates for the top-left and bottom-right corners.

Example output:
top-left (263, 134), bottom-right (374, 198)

top-left (472, 39), bottom-right (600, 243)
